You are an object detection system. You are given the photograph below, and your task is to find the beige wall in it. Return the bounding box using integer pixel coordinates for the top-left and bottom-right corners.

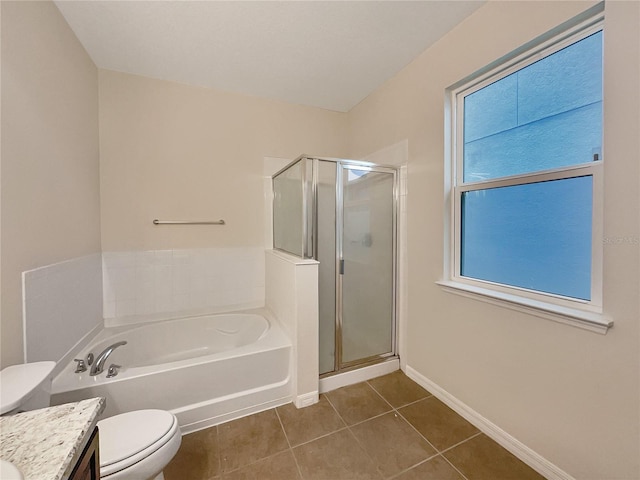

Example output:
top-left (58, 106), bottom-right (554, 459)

top-left (347, 1), bottom-right (639, 478)
top-left (0, 1), bottom-right (101, 368)
top-left (99, 70), bottom-right (347, 251)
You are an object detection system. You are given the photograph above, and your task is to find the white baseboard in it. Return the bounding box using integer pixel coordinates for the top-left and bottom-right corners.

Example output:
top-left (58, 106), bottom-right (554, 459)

top-left (404, 366), bottom-right (575, 480)
top-left (295, 391), bottom-right (319, 408)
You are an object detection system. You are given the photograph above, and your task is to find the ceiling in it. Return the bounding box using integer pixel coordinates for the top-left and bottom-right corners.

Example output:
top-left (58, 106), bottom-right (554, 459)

top-left (54, 1), bottom-right (484, 112)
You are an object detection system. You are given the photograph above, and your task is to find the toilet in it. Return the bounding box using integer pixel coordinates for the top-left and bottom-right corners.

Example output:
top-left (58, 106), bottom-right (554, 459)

top-left (0, 362), bottom-right (181, 480)
top-left (98, 409), bottom-right (181, 480)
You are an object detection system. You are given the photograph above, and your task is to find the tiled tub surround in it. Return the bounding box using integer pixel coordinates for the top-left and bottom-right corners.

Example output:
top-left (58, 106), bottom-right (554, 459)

top-left (102, 247), bottom-right (265, 323)
top-left (0, 397), bottom-right (105, 480)
top-left (21, 248), bottom-right (264, 368)
top-left (163, 371), bottom-right (545, 480)
top-left (22, 254), bottom-right (103, 364)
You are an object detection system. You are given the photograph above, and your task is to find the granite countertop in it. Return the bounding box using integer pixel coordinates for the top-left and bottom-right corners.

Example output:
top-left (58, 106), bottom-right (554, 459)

top-left (0, 397), bottom-right (105, 480)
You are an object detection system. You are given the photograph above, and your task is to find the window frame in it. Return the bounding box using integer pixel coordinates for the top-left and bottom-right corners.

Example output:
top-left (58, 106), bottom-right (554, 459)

top-left (440, 12), bottom-right (611, 333)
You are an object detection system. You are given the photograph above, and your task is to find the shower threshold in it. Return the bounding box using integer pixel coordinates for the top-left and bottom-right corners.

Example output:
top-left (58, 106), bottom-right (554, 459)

top-left (319, 357), bottom-right (399, 394)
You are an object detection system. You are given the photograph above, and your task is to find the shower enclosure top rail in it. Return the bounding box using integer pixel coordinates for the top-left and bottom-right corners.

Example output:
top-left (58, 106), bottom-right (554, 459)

top-left (152, 219), bottom-right (226, 225)
top-left (271, 154), bottom-right (398, 179)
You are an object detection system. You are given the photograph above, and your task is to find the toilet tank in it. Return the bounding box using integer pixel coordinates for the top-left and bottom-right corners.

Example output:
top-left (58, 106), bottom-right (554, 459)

top-left (0, 361), bottom-right (55, 415)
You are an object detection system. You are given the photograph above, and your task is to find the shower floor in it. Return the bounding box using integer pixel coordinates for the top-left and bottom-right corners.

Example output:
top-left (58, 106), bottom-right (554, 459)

top-left (164, 371), bottom-right (544, 480)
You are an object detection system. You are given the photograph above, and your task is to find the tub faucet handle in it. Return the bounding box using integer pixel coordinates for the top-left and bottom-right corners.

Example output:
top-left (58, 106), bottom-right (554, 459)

top-left (73, 359), bottom-right (87, 373)
top-left (86, 353), bottom-right (94, 366)
top-left (106, 364), bottom-right (121, 378)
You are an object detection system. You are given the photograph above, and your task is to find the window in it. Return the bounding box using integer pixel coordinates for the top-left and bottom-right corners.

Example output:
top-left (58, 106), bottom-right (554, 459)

top-left (442, 13), bottom-right (610, 331)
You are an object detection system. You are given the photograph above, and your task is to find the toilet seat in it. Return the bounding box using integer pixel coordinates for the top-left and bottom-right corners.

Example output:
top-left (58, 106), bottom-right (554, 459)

top-left (98, 409), bottom-right (179, 478)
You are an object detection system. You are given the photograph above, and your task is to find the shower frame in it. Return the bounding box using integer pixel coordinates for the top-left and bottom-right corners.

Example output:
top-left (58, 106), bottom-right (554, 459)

top-left (272, 155), bottom-right (399, 377)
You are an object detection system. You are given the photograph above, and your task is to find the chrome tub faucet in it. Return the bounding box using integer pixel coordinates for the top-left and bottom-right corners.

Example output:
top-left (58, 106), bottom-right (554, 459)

top-left (91, 341), bottom-right (127, 376)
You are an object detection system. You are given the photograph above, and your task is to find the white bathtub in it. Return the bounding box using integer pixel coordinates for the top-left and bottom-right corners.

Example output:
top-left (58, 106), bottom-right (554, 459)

top-left (51, 309), bottom-right (292, 433)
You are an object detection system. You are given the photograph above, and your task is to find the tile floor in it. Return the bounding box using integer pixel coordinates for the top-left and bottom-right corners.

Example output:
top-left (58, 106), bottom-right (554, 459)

top-left (164, 371), bottom-right (546, 480)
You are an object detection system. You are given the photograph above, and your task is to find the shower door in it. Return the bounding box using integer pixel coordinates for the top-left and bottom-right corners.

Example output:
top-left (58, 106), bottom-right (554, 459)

top-left (318, 160), bottom-right (397, 375)
top-left (339, 164), bottom-right (396, 368)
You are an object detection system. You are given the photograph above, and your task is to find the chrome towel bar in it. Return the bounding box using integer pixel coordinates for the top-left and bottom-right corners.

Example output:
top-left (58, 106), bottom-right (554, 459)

top-left (152, 219), bottom-right (226, 225)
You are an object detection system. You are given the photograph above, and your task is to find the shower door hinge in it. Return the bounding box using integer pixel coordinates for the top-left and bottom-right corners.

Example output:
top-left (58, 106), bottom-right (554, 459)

top-left (339, 259), bottom-right (345, 275)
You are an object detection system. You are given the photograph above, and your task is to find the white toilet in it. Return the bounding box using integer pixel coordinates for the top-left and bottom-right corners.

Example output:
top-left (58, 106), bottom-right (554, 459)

top-left (0, 362), bottom-right (181, 480)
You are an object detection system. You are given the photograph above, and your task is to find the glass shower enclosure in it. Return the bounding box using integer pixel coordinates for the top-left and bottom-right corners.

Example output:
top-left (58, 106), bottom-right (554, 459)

top-left (273, 155), bottom-right (397, 376)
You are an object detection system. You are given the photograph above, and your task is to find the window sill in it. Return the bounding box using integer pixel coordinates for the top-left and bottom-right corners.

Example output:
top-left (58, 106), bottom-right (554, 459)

top-left (436, 280), bottom-right (612, 334)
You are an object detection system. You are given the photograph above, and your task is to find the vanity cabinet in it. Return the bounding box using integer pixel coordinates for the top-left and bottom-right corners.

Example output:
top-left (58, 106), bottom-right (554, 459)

top-left (68, 427), bottom-right (99, 480)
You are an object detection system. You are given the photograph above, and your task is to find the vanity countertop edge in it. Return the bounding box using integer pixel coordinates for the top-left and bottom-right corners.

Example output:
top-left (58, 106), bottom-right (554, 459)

top-left (0, 397), bottom-right (105, 480)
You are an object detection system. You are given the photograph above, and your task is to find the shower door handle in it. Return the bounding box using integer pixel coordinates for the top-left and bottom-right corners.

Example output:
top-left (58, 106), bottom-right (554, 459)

top-left (339, 259), bottom-right (345, 275)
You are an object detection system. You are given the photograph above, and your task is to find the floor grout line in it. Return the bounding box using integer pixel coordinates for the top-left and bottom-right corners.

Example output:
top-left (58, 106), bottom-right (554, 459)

top-left (214, 425), bottom-right (221, 479)
top-left (315, 392), bottom-right (358, 455)
top-left (217, 447), bottom-right (294, 477)
top-left (343, 423), bottom-right (386, 479)
top-left (393, 404), bottom-right (441, 455)
top-left (441, 452), bottom-right (472, 480)
top-left (327, 380), bottom-right (399, 479)
top-left (438, 431), bottom-right (483, 456)
top-left (344, 407), bottom-right (394, 428)
top-left (365, 379), bottom-right (397, 410)
top-left (289, 425), bottom-right (350, 448)
top-left (322, 391), bottom-right (348, 426)
top-left (216, 410), bottom-right (293, 477)
top-left (273, 407), bottom-right (293, 449)
top-left (385, 453), bottom-right (443, 480)
top-left (396, 392), bottom-right (433, 409)
top-left (366, 375), bottom-right (444, 461)
top-left (274, 407), bottom-right (305, 479)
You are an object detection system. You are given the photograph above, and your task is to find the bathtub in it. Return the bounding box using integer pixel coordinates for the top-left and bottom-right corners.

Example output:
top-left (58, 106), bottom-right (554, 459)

top-left (51, 309), bottom-right (292, 433)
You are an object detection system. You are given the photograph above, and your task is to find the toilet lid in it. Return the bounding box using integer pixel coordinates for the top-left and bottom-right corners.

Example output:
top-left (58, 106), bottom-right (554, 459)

top-left (98, 409), bottom-right (176, 473)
